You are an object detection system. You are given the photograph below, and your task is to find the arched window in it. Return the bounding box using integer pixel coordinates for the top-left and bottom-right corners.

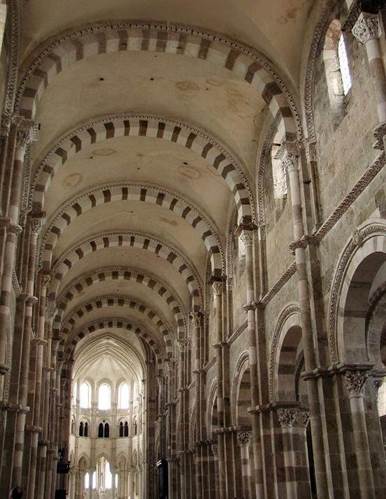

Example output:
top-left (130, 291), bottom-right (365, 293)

top-left (92, 471), bottom-right (97, 489)
top-left (98, 423), bottom-right (104, 438)
top-left (119, 421), bottom-right (124, 437)
top-left (79, 422), bottom-right (84, 437)
top-left (84, 472), bottom-right (90, 490)
top-left (98, 383), bottom-right (111, 410)
top-left (338, 33), bottom-right (352, 96)
top-left (84, 422), bottom-right (89, 437)
top-left (124, 421), bottom-right (129, 437)
top-left (79, 382), bottom-right (91, 409)
top-left (324, 19), bottom-right (352, 112)
top-left (104, 422), bottom-right (109, 438)
top-left (118, 382), bottom-right (130, 409)
top-left (105, 462), bottom-right (112, 490)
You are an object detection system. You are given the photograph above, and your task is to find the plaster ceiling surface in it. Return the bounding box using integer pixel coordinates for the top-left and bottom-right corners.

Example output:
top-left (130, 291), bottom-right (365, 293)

top-left (22, 0), bottom-right (316, 83)
top-left (55, 247), bottom-right (193, 309)
top-left (30, 50), bottom-right (262, 171)
top-left (41, 135), bottom-right (231, 233)
top-left (49, 203), bottom-right (208, 276)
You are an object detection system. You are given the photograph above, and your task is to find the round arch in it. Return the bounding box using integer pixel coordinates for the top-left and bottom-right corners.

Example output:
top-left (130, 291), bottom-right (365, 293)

top-left (269, 303), bottom-right (301, 401)
top-left (17, 22), bottom-right (298, 144)
top-left (40, 181), bottom-right (224, 275)
top-left (53, 266), bottom-right (187, 338)
top-left (32, 113), bottom-right (255, 226)
top-left (63, 318), bottom-right (165, 364)
top-left (60, 295), bottom-right (174, 356)
top-left (47, 230), bottom-right (203, 308)
top-left (328, 221), bottom-right (386, 363)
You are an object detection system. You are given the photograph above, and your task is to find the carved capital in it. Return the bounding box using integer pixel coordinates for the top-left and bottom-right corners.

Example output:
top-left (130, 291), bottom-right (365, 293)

top-left (39, 270), bottom-right (51, 286)
top-left (343, 370), bottom-right (368, 397)
top-left (237, 430), bottom-right (252, 446)
top-left (276, 141), bottom-right (299, 172)
top-left (277, 408), bottom-right (297, 428)
top-left (15, 117), bottom-right (38, 148)
top-left (239, 229), bottom-right (254, 248)
top-left (29, 214), bottom-right (45, 235)
top-left (352, 12), bottom-right (382, 44)
top-left (296, 409), bottom-right (310, 428)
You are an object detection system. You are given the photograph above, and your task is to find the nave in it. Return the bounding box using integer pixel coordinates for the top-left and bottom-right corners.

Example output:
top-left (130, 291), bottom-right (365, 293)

top-left (1, 1), bottom-right (386, 498)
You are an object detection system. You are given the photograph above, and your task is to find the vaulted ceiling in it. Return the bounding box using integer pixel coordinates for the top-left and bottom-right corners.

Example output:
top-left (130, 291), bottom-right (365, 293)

top-left (18, 0), bottom-right (320, 364)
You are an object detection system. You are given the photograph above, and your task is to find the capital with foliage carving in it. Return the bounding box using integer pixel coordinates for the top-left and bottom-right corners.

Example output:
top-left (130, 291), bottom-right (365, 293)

top-left (237, 430), bottom-right (252, 446)
top-left (239, 229), bottom-right (254, 248)
top-left (352, 12), bottom-right (383, 44)
top-left (343, 369), bottom-right (368, 397)
top-left (276, 141), bottom-right (299, 173)
top-left (15, 117), bottom-right (38, 148)
top-left (277, 408), bottom-right (297, 428)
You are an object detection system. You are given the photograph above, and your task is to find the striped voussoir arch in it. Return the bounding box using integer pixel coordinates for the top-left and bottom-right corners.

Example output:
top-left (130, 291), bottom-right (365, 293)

top-left (48, 231), bottom-right (202, 307)
top-left (41, 182), bottom-right (224, 275)
top-left (32, 114), bottom-right (253, 225)
top-left (62, 317), bottom-right (165, 364)
top-left (52, 267), bottom-right (187, 339)
top-left (18, 22), bottom-right (297, 144)
top-left (59, 295), bottom-right (173, 357)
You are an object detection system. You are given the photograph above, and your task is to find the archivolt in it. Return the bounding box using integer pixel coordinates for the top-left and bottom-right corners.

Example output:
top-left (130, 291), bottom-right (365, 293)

top-left (17, 21), bottom-right (299, 140)
top-left (47, 230), bottom-right (203, 308)
top-left (41, 181), bottom-right (224, 275)
top-left (52, 266), bottom-right (187, 339)
top-left (60, 294), bottom-right (173, 356)
top-left (63, 317), bottom-right (164, 364)
top-left (32, 113), bottom-right (254, 225)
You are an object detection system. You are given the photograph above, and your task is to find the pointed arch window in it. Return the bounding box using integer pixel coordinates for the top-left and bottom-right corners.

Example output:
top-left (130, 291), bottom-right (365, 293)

top-left (98, 383), bottom-right (111, 410)
top-left (79, 382), bottom-right (91, 409)
top-left (84, 472), bottom-right (90, 490)
top-left (118, 382), bottom-right (130, 409)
